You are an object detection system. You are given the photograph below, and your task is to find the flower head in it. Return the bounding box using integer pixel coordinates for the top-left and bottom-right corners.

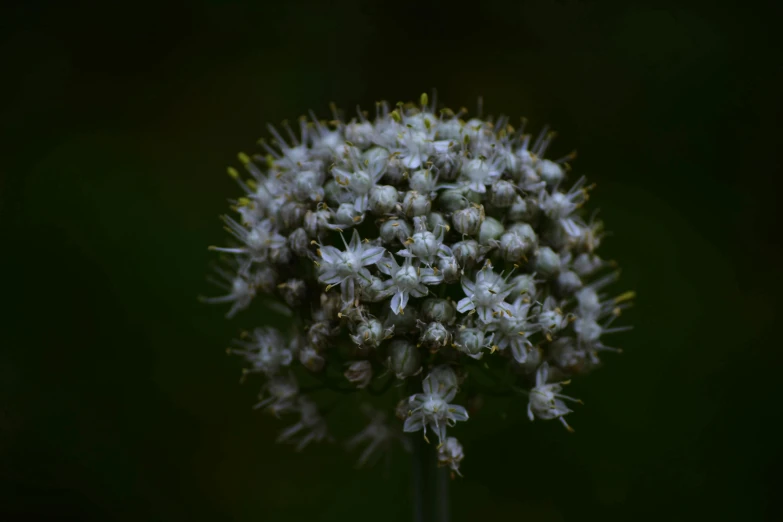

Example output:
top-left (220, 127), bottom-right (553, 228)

top-left (206, 93), bottom-right (634, 471)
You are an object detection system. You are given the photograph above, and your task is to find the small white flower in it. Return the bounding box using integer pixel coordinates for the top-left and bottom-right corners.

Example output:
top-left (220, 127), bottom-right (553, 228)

top-left (277, 397), bottom-right (330, 450)
top-left (487, 298), bottom-right (539, 363)
top-left (404, 366), bottom-right (468, 443)
top-left (346, 406), bottom-right (410, 467)
top-left (539, 177), bottom-right (588, 237)
top-left (456, 263), bottom-right (514, 323)
top-left (437, 437), bottom-right (465, 477)
top-left (459, 157), bottom-right (501, 193)
top-left (527, 362), bottom-right (582, 432)
top-left (230, 327), bottom-right (294, 377)
top-left (332, 153), bottom-right (388, 211)
top-left (201, 268), bottom-right (259, 318)
top-left (344, 360), bottom-right (373, 388)
top-left (453, 327), bottom-right (494, 359)
top-left (210, 217), bottom-right (286, 263)
top-left (536, 296), bottom-right (570, 339)
top-left (350, 315), bottom-right (394, 349)
top-left (377, 255), bottom-right (442, 314)
top-left (255, 374), bottom-right (299, 417)
top-left (397, 218), bottom-right (452, 266)
top-left (317, 230), bottom-right (386, 305)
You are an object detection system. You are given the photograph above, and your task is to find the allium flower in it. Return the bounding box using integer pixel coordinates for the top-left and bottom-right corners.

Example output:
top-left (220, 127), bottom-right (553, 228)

top-left (527, 362), bottom-right (583, 432)
top-left (346, 405), bottom-right (410, 467)
top-left (487, 297), bottom-right (540, 363)
top-left (205, 92), bottom-right (634, 472)
top-left (456, 263), bottom-right (514, 323)
top-left (437, 437), bottom-right (465, 477)
top-left (277, 397), bottom-right (331, 451)
top-left (377, 254), bottom-right (442, 314)
top-left (316, 230), bottom-right (385, 306)
top-left (403, 366), bottom-right (468, 443)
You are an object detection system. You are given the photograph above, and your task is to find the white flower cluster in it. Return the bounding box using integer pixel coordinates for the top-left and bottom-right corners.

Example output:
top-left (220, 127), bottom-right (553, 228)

top-left (204, 93), bottom-right (634, 476)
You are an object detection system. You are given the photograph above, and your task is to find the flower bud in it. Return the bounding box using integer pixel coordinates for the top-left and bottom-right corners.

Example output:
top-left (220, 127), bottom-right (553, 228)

top-left (293, 170), bottom-right (325, 202)
top-left (437, 119), bottom-right (463, 140)
top-left (379, 218), bottom-right (412, 244)
top-left (490, 180), bottom-right (517, 207)
top-left (299, 345), bottom-right (325, 372)
top-left (402, 191), bottom-right (432, 217)
top-left (351, 317), bottom-right (389, 349)
top-left (280, 279), bottom-right (306, 307)
top-left (363, 146), bottom-right (390, 169)
top-left (478, 216), bottom-right (504, 245)
top-left (437, 188), bottom-right (470, 212)
top-left (395, 398), bottom-right (409, 420)
top-left (454, 328), bottom-right (490, 359)
top-left (335, 202), bottom-right (363, 227)
top-left (409, 230), bottom-right (440, 259)
top-left (572, 253), bottom-right (604, 277)
top-left (280, 201), bottom-right (307, 230)
top-left (539, 307), bottom-right (567, 334)
top-left (344, 360), bottom-right (373, 388)
top-left (387, 339), bottom-right (422, 379)
top-left (269, 243), bottom-right (292, 264)
top-left (345, 121), bottom-right (374, 147)
top-left (452, 205), bottom-right (484, 235)
top-left (555, 270), bottom-right (582, 296)
top-left (451, 240), bottom-right (481, 269)
top-left (409, 169), bottom-right (438, 194)
top-left (499, 223), bottom-right (537, 262)
top-left (548, 337), bottom-right (591, 375)
top-left (437, 437), bottom-right (464, 476)
top-left (534, 246), bottom-right (561, 278)
top-left (536, 159), bottom-right (565, 187)
top-left (426, 212), bottom-right (447, 232)
top-left (384, 306), bottom-right (419, 334)
top-left (575, 287), bottom-right (600, 317)
top-left (360, 276), bottom-right (389, 303)
top-left (420, 321), bottom-right (451, 348)
top-left (319, 292), bottom-right (342, 320)
top-left (428, 364), bottom-right (459, 389)
top-left (288, 227), bottom-right (310, 256)
top-left (383, 155), bottom-right (406, 185)
top-left (303, 209), bottom-right (333, 237)
top-left (307, 320), bottom-right (333, 349)
top-left (324, 179), bottom-right (352, 206)
top-left (437, 256), bottom-right (461, 283)
top-left (509, 274), bottom-right (536, 298)
top-left (420, 298), bottom-right (457, 324)
top-left (499, 232), bottom-right (527, 263)
top-left (573, 316), bottom-right (602, 344)
top-left (508, 196), bottom-right (539, 223)
top-left (368, 185), bottom-right (398, 215)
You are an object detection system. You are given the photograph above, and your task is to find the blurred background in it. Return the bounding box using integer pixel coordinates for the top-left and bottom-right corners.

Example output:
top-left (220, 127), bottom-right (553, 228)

top-left (2, 0), bottom-right (781, 520)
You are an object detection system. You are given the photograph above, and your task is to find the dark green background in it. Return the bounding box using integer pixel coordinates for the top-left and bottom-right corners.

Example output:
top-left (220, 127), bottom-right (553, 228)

top-left (3, 0), bottom-right (781, 520)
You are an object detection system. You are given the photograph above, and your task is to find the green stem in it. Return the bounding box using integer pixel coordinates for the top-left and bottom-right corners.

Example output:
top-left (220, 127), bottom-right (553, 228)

top-left (410, 412), bottom-right (450, 520)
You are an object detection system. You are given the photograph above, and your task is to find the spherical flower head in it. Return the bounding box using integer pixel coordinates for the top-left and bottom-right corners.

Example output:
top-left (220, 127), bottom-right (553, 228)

top-left (205, 92), bottom-right (634, 470)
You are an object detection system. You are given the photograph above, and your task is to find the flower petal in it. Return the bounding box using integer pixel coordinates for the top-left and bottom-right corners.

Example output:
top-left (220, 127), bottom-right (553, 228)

top-left (447, 404), bottom-right (469, 422)
top-left (403, 415), bottom-right (423, 433)
top-left (361, 246), bottom-right (386, 265)
top-left (456, 297), bottom-right (475, 313)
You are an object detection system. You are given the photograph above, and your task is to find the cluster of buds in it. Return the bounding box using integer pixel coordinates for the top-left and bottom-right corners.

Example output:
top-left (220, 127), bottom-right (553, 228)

top-left (204, 93), bottom-right (634, 475)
